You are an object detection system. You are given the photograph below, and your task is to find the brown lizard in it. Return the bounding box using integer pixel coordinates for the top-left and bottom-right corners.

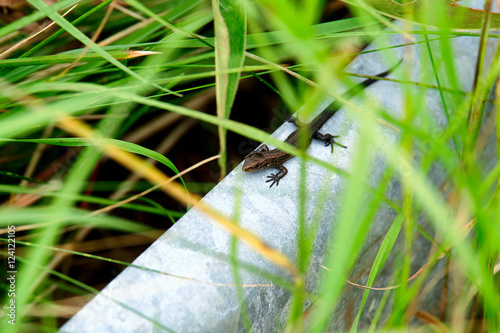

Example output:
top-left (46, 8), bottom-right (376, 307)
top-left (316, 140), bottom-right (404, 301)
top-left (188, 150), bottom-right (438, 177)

top-left (242, 61), bottom-right (401, 187)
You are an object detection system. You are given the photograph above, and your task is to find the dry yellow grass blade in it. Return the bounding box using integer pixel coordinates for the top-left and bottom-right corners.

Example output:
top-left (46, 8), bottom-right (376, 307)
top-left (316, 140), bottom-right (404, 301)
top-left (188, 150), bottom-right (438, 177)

top-left (57, 116), bottom-right (302, 284)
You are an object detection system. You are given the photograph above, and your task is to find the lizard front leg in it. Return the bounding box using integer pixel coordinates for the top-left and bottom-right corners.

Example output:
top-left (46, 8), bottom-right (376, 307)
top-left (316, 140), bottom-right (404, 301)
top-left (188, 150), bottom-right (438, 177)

top-left (266, 165), bottom-right (288, 187)
top-left (314, 132), bottom-right (347, 153)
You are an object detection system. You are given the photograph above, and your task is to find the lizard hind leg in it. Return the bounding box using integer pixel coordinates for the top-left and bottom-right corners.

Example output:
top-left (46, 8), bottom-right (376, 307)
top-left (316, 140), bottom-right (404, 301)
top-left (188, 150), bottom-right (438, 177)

top-left (314, 132), bottom-right (347, 153)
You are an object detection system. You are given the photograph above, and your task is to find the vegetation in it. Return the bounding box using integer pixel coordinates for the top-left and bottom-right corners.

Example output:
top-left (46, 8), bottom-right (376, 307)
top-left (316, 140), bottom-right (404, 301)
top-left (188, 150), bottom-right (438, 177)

top-left (0, 0), bottom-right (499, 331)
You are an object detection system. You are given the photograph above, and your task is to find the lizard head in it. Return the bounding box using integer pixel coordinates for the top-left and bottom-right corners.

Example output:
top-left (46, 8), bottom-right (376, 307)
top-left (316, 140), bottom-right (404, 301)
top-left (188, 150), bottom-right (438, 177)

top-left (242, 151), bottom-right (267, 172)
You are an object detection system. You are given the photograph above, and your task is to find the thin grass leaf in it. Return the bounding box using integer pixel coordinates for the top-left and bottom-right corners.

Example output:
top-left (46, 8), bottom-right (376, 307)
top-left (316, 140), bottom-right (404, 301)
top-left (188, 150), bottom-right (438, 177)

top-left (0, 137), bottom-right (179, 174)
top-left (135, 17), bottom-right (379, 50)
top-left (0, 170), bottom-right (45, 183)
top-left (0, 184), bottom-right (183, 217)
top-left (0, 50), bottom-right (159, 68)
top-left (0, 206), bottom-right (149, 231)
top-left (351, 214), bottom-right (404, 332)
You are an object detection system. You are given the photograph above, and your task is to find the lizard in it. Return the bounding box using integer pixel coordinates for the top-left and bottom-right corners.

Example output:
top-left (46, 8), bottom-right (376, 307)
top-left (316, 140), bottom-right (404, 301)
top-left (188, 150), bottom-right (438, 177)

top-left (242, 60), bottom-right (401, 187)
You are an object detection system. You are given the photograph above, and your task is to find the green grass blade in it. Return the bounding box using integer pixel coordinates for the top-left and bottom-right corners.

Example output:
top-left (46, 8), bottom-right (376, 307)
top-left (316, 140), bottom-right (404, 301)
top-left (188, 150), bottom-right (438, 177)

top-left (0, 170), bottom-right (45, 183)
top-left (0, 50), bottom-right (158, 68)
top-left (0, 137), bottom-right (180, 175)
top-left (351, 214), bottom-right (404, 331)
top-left (212, 0), bottom-right (246, 177)
top-left (0, 184), bottom-right (183, 218)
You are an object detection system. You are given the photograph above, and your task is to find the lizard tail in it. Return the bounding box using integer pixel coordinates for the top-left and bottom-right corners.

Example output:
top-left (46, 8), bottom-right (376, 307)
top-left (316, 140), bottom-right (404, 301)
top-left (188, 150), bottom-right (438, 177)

top-left (308, 58), bottom-right (403, 132)
top-left (354, 57), bottom-right (403, 89)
